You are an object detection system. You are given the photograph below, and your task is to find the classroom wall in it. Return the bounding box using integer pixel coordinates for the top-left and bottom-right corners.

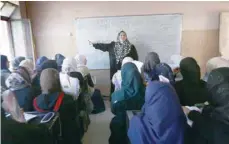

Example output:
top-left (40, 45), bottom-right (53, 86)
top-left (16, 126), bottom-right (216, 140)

top-left (26, 1), bottom-right (229, 95)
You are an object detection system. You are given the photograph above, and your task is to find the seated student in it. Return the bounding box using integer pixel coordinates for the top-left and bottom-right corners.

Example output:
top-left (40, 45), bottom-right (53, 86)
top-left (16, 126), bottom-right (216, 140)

top-left (112, 57), bottom-right (134, 91)
top-left (68, 71), bottom-right (91, 135)
top-left (203, 57), bottom-right (229, 82)
top-left (1, 55), bottom-right (11, 92)
top-left (11, 56), bottom-right (25, 72)
top-left (32, 60), bottom-right (58, 96)
top-left (5, 66), bottom-right (34, 111)
top-left (75, 54), bottom-right (105, 114)
top-left (1, 90), bottom-right (52, 144)
top-left (35, 56), bottom-right (49, 72)
top-left (175, 57), bottom-right (208, 106)
top-left (75, 54), bottom-right (94, 93)
top-left (112, 57), bottom-right (143, 91)
top-left (144, 63), bottom-right (175, 86)
top-left (60, 57), bottom-right (80, 100)
top-left (55, 53), bottom-right (65, 72)
top-left (128, 76), bottom-right (186, 144)
top-left (32, 56), bottom-right (49, 88)
top-left (111, 63), bottom-right (145, 115)
top-left (183, 67), bottom-right (229, 144)
top-left (33, 68), bottom-right (82, 144)
top-left (109, 63), bottom-right (145, 144)
top-left (19, 59), bottom-right (35, 79)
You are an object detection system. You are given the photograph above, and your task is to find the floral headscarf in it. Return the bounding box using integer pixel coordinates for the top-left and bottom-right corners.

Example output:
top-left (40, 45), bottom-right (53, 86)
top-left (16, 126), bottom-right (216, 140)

top-left (114, 31), bottom-right (132, 64)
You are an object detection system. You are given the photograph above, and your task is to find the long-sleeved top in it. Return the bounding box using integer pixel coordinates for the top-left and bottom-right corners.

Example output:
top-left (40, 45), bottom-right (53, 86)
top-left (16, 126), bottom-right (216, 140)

top-left (93, 42), bottom-right (138, 79)
top-left (186, 106), bottom-right (229, 144)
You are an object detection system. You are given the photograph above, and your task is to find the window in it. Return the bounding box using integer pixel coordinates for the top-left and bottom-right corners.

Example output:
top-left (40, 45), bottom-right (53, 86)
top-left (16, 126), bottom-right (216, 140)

top-left (0, 20), bottom-right (13, 61)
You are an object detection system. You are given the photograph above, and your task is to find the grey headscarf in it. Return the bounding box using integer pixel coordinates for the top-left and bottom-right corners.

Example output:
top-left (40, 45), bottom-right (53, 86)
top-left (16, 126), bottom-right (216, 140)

top-left (40, 68), bottom-right (61, 94)
top-left (114, 31), bottom-right (132, 64)
top-left (207, 67), bottom-right (229, 124)
top-left (143, 52), bottom-right (161, 74)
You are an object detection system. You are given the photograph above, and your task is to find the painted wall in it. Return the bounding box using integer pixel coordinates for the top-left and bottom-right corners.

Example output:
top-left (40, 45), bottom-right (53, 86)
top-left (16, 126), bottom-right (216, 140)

top-left (26, 1), bottom-right (229, 95)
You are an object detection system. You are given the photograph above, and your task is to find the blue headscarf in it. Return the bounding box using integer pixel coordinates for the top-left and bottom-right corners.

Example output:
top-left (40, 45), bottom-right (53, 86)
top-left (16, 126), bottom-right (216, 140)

top-left (12, 56), bottom-right (25, 70)
top-left (35, 56), bottom-right (48, 72)
top-left (55, 54), bottom-right (65, 72)
top-left (40, 60), bottom-right (58, 72)
top-left (128, 81), bottom-right (186, 144)
top-left (1, 55), bottom-right (9, 70)
top-left (145, 63), bottom-right (175, 85)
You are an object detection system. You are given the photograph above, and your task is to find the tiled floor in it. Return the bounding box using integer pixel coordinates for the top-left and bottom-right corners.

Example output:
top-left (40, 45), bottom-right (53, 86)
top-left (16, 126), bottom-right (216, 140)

top-left (83, 101), bottom-right (114, 144)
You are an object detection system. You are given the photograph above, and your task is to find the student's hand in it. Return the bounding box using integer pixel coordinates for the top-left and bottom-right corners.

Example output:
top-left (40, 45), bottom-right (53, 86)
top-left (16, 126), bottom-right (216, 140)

top-left (182, 106), bottom-right (191, 115)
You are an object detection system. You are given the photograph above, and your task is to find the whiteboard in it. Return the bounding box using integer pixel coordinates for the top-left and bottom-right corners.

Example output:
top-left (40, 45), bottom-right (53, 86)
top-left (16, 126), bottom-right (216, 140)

top-left (76, 14), bottom-right (182, 69)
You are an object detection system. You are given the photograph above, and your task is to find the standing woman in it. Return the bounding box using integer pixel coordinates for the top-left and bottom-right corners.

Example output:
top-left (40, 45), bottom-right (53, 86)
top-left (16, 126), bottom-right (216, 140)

top-left (90, 31), bottom-right (138, 94)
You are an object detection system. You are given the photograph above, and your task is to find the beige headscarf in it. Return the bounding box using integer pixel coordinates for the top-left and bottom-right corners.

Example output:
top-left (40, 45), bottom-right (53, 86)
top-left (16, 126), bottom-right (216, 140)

top-left (61, 57), bottom-right (78, 74)
top-left (75, 54), bottom-right (87, 67)
top-left (40, 68), bottom-right (60, 94)
top-left (19, 59), bottom-right (34, 77)
top-left (75, 54), bottom-right (89, 77)
top-left (2, 90), bottom-right (26, 123)
top-left (206, 57), bottom-right (229, 74)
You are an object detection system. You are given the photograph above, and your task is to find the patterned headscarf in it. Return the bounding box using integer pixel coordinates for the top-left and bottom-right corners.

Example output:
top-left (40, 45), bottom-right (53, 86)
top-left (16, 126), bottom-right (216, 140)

top-left (2, 90), bottom-right (26, 123)
top-left (5, 72), bottom-right (31, 91)
top-left (61, 57), bottom-right (78, 74)
top-left (114, 31), bottom-right (132, 64)
top-left (12, 56), bottom-right (25, 70)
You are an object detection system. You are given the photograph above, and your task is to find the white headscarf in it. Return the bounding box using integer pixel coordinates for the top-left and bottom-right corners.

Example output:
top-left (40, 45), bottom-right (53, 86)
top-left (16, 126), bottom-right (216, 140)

top-left (131, 60), bottom-right (143, 73)
top-left (75, 54), bottom-right (87, 67)
top-left (2, 90), bottom-right (26, 123)
top-left (206, 57), bottom-right (229, 74)
top-left (61, 58), bottom-right (78, 74)
top-left (122, 57), bottom-right (134, 66)
top-left (75, 54), bottom-right (89, 77)
top-left (19, 59), bottom-right (34, 77)
top-left (203, 57), bottom-right (229, 82)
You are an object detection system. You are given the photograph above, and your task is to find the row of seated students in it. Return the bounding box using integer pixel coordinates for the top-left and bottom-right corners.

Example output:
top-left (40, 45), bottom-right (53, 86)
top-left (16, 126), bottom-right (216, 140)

top-left (1, 52), bottom-right (229, 144)
top-left (1, 54), bottom-right (105, 144)
top-left (109, 52), bottom-right (229, 144)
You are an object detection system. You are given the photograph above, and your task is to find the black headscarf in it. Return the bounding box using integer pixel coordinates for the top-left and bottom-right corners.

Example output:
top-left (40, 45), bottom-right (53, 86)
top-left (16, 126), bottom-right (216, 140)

top-left (180, 57), bottom-right (200, 84)
top-left (207, 67), bottom-right (229, 124)
top-left (143, 52), bottom-right (160, 74)
top-left (176, 57), bottom-right (208, 106)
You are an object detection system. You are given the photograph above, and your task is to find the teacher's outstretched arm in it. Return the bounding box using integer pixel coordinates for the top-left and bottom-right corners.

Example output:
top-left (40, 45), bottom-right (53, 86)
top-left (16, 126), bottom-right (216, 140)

top-left (89, 40), bottom-right (115, 52)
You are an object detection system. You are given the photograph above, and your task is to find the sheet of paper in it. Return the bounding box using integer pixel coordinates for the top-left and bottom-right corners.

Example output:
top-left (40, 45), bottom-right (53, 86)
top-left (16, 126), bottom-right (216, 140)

top-left (185, 106), bottom-right (201, 127)
top-left (23, 113), bottom-right (37, 122)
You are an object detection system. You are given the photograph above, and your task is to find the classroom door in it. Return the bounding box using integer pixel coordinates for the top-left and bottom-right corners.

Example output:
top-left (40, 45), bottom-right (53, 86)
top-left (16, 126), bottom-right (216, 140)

top-left (10, 19), bottom-right (36, 62)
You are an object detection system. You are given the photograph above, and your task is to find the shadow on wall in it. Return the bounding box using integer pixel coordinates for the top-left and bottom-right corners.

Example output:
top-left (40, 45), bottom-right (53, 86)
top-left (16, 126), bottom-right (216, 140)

top-left (90, 69), bottom-right (110, 96)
